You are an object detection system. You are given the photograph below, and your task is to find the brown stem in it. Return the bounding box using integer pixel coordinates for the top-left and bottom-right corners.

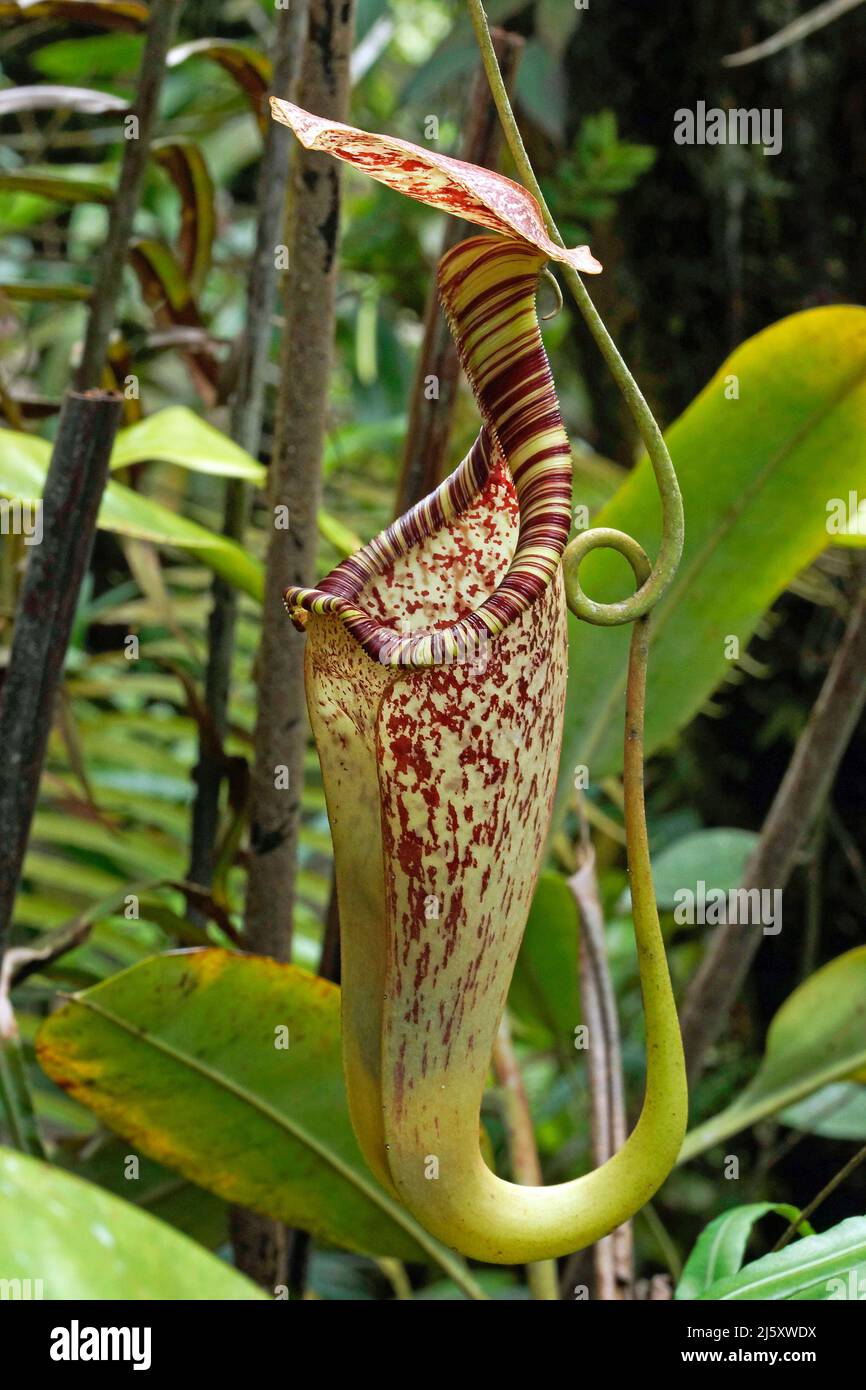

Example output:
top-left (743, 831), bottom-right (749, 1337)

top-left (245, 0), bottom-right (355, 959)
top-left (233, 0), bottom-right (356, 1292)
top-left (570, 842), bottom-right (634, 1300)
top-left (189, 0), bottom-right (308, 891)
top-left (681, 567), bottom-right (866, 1085)
top-left (75, 0), bottom-right (182, 389)
top-left (394, 26), bottom-right (523, 514)
top-left (0, 392), bottom-right (123, 950)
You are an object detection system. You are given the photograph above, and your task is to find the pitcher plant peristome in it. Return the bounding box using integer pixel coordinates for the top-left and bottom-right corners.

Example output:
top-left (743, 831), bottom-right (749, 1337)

top-left (271, 98), bottom-right (688, 1263)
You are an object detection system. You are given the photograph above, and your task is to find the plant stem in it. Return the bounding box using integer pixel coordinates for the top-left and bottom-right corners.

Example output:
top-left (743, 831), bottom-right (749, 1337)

top-left (75, 0), bottom-right (182, 389)
top-left (0, 391), bottom-right (122, 952)
top-left (466, 0), bottom-right (683, 627)
top-left (492, 1013), bottom-right (559, 1300)
top-left (245, 0), bottom-right (355, 958)
top-left (189, 0), bottom-right (308, 891)
top-left (771, 1142), bottom-right (866, 1252)
top-left (681, 565), bottom-right (866, 1085)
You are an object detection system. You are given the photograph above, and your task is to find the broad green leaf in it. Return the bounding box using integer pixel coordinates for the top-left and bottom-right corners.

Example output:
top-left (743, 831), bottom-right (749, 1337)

top-left (779, 1083), bottom-right (866, 1141)
top-left (571, 446), bottom-right (625, 518)
top-left (1, 417), bottom-right (354, 570)
top-left (620, 828), bottom-right (758, 913)
top-left (681, 947), bottom-right (866, 1162)
top-left (57, 1137), bottom-right (227, 1250)
top-left (33, 32), bottom-right (144, 81)
top-left (36, 949), bottom-right (483, 1289)
top-left (0, 1145), bottom-right (264, 1300)
top-left (535, 0), bottom-right (580, 59)
top-left (559, 306), bottom-right (866, 793)
top-left (0, 429), bottom-right (262, 599)
top-left (697, 1217), bottom-right (866, 1301)
top-left (318, 508), bottom-right (363, 558)
top-left (508, 871), bottom-right (580, 1051)
top-left (515, 40), bottom-right (567, 142)
top-left (676, 1203), bottom-right (807, 1300)
top-left (109, 407), bottom-right (265, 481)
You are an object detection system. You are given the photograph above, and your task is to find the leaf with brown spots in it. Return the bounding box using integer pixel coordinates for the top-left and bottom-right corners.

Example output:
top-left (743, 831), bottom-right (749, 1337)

top-left (36, 948), bottom-right (484, 1288)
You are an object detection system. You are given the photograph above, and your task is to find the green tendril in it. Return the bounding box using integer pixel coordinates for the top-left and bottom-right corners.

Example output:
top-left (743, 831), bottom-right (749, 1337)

top-left (467, 0), bottom-right (684, 629)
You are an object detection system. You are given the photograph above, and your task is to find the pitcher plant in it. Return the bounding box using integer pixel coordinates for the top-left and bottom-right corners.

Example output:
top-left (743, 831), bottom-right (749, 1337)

top-left (271, 92), bottom-right (687, 1263)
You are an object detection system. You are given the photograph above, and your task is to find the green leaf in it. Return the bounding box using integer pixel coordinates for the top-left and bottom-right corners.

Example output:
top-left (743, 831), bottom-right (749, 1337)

top-left (697, 1217), bottom-right (866, 1301)
top-left (57, 1137), bottom-right (228, 1249)
top-left (318, 508), bottom-right (363, 558)
top-left (1, 416), bottom-right (353, 577)
top-left (36, 949), bottom-right (483, 1291)
top-left (676, 1203), bottom-right (807, 1300)
top-left (681, 947), bottom-right (866, 1162)
top-left (779, 1083), bottom-right (866, 1141)
top-left (571, 446), bottom-right (626, 518)
top-left (109, 407), bottom-right (265, 481)
top-left (32, 32), bottom-right (144, 81)
top-left (535, 0), bottom-right (580, 59)
top-left (515, 40), bottom-right (566, 142)
top-left (0, 1145), bottom-right (264, 1300)
top-left (508, 872), bottom-right (580, 1051)
top-left (559, 306), bottom-right (866, 794)
top-left (0, 428), bottom-right (263, 599)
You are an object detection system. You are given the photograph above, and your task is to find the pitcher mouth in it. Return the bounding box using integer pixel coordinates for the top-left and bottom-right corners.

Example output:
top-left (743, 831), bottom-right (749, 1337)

top-left (284, 431), bottom-right (507, 668)
top-left (285, 236), bottom-right (573, 669)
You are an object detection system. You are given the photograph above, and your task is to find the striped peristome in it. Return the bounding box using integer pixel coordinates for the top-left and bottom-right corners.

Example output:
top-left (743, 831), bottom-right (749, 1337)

top-left (284, 235), bottom-right (573, 665)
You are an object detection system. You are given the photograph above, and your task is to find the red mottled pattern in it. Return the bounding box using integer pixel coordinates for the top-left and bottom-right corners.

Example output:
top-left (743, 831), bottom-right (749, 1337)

top-left (378, 571), bottom-right (568, 1135)
top-left (270, 98), bottom-right (602, 276)
top-left (302, 440), bottom-right (568, 1184)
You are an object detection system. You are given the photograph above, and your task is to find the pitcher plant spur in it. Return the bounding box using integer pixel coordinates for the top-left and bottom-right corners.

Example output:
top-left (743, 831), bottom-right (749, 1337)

top-left (271, 97), bottom-right (687, 1264)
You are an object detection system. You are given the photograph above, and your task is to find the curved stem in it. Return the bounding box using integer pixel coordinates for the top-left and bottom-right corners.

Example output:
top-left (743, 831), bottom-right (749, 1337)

top-left (467, 0), bottom-right (683, 626)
